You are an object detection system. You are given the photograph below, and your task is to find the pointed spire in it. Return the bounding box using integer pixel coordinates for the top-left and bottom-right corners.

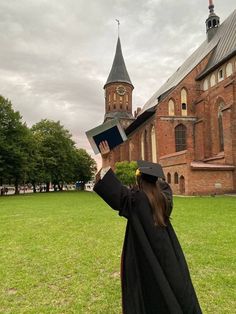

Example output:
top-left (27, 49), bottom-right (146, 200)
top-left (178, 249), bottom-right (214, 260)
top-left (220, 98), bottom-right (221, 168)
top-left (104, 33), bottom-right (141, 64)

top-left (104, 37), bottom-right (133, 88)
top-left (206, 0), bottom-right (220, 41)
top-left (208, 0), bottom-right (214, 13)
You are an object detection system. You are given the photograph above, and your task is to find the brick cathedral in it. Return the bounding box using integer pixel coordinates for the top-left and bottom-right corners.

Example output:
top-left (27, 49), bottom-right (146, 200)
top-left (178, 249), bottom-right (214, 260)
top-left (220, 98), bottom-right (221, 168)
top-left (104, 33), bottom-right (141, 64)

top-left (102, 1), bottom-right (236, 195)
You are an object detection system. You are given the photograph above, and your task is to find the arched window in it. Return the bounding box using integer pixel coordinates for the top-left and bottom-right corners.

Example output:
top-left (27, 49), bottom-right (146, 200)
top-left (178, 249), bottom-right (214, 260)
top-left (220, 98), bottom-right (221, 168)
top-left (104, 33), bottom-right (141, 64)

top-left (218, 68), bottom-right (224, 82)
top-left (174, 172), bottom-right (178, 184)
top-left (175, 124), bottom-right (187, 152)
top-left (210, 74), bottom-right (216, 87)
top-left (218, 108), bottom-right (224, 152)
top-left (141, 132), bottom-right (145, 160)
top-left (168, 99), bottom-right (175, 116)
top-left (113, 93), bottom-right (116, 101)
top-left (151, 125), bottom-right (157, 162)
top-left (226, 63), bottom-right (233, 77)
top-left (203, 79), bottom-right (208, 91)
top-left (180, 176), bottom-right (185, 194)
top-left (167, 173), bottom-right (171, 184)
top-left (129, 141), bottom-right (133, 161)
top-left (181, 88), bottom-right (187, 116)
top-left (144, 129), bottom-right (148, 160)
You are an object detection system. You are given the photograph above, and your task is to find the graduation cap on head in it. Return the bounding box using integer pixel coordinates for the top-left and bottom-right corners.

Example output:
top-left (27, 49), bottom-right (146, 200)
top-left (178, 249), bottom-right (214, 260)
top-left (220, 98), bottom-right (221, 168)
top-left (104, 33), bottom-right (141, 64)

top-left (136, 160), bottom-right (165, 183)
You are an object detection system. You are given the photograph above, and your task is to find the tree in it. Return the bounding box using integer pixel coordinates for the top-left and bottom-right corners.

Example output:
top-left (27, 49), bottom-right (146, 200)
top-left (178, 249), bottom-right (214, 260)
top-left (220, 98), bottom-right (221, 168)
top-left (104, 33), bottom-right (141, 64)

top-left (31, 119), bottom-right (77, 191)
top-left (0, 95), bottom-right (33, 193)
top-left (115, 161), bottom-right (137, 187)
top-left (73, 149), bottom-right (97, 188)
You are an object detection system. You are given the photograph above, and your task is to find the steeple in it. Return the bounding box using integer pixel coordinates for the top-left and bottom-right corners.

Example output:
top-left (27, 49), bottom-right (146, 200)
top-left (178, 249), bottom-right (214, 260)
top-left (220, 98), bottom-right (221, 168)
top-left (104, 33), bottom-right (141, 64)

top-left (104, 37), bottom-right (133, 88)
top-left (205, 0), bottom-right (220, 41)
top-left (103, 35), bottom-right (134, 127)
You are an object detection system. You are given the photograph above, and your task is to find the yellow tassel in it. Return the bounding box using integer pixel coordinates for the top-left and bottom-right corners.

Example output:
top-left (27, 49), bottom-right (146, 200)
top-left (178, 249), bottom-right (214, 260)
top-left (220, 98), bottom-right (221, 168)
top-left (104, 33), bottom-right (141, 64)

top-left (136, 169), bottom-right (141, 176)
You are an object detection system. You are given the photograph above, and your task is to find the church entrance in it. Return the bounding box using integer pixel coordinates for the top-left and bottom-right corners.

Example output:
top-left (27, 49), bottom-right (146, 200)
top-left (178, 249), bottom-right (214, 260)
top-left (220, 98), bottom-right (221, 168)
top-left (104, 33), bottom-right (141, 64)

top-left (179, 176), bottom-right (185, 194)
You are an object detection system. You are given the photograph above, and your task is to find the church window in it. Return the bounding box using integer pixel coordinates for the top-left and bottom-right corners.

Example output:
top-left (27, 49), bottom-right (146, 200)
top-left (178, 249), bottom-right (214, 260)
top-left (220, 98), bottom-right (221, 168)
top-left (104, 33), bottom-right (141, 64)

top-left (126, 105), bottom-right (128, 110)
top-left (182, 103), bottom-right (187, 110)
top-left (218, 108), bottom-right (224, 152)
top-left (113, 93), bottom-right (116, 101)
top-left (226, 63), bottom-right (233, 77)
top-left (126, 94), bottom-right (129, 102)
top-left (208, 20), bottom-right (212, 28)
top-left (174, 172), bottom-right (179, 184)
top-left (151, 125), bottom-right (157, 162)
top-left (141, 132), bottom-right (145, 160)
top-left (144, 129), bottom-right (148, 160)
top-left (213, 19), bottom-right (217, 27)
top-left (218, 68), bottom-right (224, 82)
top-left (108, 105), bottom-right (110, 111)
top-left (114, 104), bottom-right (116, 109)
top-left (168, 99), bottom-right (175, 116)
top-left (120, 96), bottom-right (122, 102)
top-left (203, 79), bottom-right (208, 91)
top-left (181, 88), bottom-right (187, 116)
top-left (167, 173), bottom-right (171, 184)
top-left (129, 141), bottom-right (133, 161)
top-left (120, 104), bottom-right (122, 109)
top-left (210, 74), bottom-right (216, 87)
top-left (175, 124), bottom-right (187, 152)
top-left (108, 94), bottom-right (111, 102)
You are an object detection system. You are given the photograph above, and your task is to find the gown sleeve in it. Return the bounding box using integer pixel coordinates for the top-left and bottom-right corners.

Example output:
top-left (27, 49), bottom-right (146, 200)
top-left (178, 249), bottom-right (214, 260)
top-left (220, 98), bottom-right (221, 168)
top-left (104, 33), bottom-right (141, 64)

top-left (159, 180), bottom-right (173, 217)
top-left (93, 168), bottom-right (134, 219)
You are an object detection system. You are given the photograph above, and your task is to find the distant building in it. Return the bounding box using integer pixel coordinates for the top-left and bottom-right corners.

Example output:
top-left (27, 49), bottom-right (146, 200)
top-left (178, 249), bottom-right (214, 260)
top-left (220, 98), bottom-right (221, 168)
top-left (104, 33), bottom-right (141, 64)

top-left (103, 1), bottom-right (236, 195)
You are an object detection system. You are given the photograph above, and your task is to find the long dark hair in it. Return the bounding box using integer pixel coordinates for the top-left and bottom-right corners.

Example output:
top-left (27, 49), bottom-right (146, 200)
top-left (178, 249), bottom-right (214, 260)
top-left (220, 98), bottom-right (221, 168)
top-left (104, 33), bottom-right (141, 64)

top-left (137, 176), bottom-right (168, 227)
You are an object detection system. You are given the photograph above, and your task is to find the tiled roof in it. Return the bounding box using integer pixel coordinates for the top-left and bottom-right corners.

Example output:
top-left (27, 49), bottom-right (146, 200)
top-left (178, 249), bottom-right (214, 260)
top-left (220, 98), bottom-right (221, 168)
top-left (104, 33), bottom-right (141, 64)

top-left (104, 37), bottom-right (133, 88)
top-left (104, 111), bottom-right (134, 120)
top-left (139, 9), bottom-right (236, 115)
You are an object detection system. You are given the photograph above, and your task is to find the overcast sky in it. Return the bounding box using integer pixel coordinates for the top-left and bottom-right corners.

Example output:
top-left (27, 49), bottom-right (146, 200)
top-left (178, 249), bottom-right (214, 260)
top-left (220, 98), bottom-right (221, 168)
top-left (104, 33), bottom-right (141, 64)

top-left (0, 0), bottom-right (235, 165)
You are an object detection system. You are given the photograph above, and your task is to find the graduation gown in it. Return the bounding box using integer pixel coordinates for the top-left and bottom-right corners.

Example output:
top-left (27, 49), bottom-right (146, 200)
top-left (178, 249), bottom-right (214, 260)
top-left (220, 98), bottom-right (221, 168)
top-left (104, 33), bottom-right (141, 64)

top-left (94, 169), bottom-right (202, 314)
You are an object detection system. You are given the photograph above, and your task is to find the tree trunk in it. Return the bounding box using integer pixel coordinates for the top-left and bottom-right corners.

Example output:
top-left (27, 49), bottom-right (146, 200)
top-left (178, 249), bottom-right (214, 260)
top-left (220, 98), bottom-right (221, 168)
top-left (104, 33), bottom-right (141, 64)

top-left (14, 180), bottom-right (19, 195)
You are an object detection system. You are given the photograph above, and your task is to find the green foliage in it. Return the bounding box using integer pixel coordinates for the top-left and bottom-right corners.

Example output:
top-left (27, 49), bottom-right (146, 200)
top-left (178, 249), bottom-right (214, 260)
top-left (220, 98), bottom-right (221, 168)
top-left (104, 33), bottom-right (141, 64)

top-left (73, 148), bottom-right (97, 184)
top-left (115, 161), bottom-right (137, 186)
top-left (31, 119), bottom-right (76, 189)
top-left (0, 193), bottom-right (235, 313)
top-left (0, 95), bottom-right (97, 191)
top-left (0, 95), bottom-right (34, 190)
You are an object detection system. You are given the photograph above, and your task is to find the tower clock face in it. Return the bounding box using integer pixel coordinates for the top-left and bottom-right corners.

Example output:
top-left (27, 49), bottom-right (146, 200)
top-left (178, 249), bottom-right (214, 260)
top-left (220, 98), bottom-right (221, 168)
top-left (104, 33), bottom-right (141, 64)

top-left (116, 85), bottom-right (126, 96)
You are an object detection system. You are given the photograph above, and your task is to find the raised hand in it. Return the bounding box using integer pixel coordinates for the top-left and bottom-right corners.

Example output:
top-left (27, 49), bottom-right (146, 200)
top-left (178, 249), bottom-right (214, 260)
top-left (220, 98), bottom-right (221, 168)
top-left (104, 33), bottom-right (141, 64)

top-left (99, 141), bottom-right (112, 168)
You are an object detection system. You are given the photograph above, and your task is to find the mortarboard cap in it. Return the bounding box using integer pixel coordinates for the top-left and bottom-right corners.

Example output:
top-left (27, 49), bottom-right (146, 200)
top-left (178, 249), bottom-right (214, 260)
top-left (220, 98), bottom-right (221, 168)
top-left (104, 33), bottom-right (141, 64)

top-left (86, 118), bottom-right (127, 154)
top-left (137, 160), bottom-right (165, 182)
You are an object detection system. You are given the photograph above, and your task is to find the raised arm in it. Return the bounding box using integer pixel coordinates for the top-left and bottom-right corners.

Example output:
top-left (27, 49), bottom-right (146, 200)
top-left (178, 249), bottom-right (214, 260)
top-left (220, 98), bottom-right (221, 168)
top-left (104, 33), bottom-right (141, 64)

top-left (93, 141), bottom-right (134, 218)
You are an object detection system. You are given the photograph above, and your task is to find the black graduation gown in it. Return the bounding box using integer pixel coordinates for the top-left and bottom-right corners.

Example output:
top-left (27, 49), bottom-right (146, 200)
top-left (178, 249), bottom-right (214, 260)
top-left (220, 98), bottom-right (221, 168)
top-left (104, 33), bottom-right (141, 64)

top-left (94, 169), bottom-right (202, 314)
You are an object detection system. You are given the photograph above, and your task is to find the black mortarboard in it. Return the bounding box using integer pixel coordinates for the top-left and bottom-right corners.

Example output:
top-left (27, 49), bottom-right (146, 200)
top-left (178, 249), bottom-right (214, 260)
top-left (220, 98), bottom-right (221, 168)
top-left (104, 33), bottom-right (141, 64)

top-left (137, 160), bottom-right (165, 182)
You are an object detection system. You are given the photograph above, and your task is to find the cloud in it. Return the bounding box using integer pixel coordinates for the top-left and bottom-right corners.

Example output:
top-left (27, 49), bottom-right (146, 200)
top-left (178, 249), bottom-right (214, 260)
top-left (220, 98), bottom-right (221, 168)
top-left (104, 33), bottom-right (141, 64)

top-left (0, 0), bottom-right (235, 166)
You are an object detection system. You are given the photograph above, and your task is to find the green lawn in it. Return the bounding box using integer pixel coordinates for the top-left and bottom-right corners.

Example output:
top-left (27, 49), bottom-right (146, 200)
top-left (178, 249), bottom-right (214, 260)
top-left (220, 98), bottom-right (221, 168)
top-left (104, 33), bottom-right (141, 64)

top-left (0, 192), bottom-right (235, 314)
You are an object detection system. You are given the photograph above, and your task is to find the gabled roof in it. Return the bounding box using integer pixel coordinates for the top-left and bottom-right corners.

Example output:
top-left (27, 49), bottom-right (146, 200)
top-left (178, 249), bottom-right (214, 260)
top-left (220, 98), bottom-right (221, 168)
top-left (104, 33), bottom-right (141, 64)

top-left (139, 9), bottom-right (236, 116)
top-left (197, 9), bottom-right (236, 79)
top-left (104, 37), bottom-right (133, 88)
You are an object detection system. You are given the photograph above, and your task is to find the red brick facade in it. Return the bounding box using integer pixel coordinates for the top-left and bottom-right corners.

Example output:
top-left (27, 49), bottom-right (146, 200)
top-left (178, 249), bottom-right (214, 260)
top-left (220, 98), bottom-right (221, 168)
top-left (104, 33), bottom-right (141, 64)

top-left (109, 54), bottom-right (236, 195)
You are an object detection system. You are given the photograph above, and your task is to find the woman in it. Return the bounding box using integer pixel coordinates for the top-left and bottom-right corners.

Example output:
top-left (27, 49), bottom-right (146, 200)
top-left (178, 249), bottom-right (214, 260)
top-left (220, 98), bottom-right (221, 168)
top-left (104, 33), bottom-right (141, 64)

top-left (94, 141), bottom-right (202, 314)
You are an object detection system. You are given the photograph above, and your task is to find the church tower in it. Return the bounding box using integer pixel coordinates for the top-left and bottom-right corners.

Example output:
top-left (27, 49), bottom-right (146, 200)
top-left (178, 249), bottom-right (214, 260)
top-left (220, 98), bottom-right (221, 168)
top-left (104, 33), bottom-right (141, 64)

top-left (104, 37), bottom-right (135, 129)
top-left (205, 0), bottom-right (220, 41)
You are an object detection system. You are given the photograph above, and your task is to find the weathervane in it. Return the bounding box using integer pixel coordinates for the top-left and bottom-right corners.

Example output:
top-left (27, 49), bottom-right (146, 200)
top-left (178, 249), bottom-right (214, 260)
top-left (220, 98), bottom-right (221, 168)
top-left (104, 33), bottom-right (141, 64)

top-left (115, 19), bottom-right (120, 37)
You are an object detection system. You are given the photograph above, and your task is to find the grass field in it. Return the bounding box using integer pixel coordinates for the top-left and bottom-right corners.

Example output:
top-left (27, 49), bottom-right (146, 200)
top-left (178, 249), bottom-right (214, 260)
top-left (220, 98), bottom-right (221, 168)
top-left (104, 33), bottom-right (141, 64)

top-left (0, 192), bottom-right (235, 314)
